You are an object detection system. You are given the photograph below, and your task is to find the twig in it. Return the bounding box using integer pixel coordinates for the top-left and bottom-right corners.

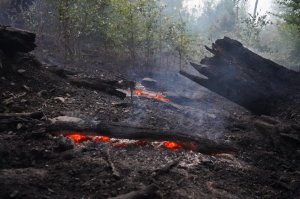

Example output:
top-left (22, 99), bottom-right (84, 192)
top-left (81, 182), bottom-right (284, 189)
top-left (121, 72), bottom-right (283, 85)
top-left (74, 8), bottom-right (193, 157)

top-left (104, 147), bottom-right (120, 178)
top-left (0, 112), bottom-right (44, 119)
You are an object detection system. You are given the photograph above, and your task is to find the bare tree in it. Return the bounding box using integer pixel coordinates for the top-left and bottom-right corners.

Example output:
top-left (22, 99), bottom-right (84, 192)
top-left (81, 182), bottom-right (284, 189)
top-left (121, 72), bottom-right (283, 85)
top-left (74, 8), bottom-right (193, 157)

top-left (253, 0), bottom-right (259, 16)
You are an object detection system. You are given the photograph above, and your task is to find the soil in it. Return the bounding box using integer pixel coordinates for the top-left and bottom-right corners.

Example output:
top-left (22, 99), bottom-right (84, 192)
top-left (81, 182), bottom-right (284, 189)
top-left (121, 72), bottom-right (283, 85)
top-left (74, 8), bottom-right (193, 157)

top-left (0, 53), bottom-right (299, 199)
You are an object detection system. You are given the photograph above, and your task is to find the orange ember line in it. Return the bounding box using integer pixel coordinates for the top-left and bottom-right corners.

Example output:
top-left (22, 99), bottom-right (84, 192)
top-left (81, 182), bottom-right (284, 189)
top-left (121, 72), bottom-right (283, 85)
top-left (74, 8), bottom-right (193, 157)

top-left (65, 133), bottom-right (182, 151)
top-left (95, 136), bottom-right (111, 142)
top-left (134, 89), bottom-right (170, 103)
top-left (66, 133), bottom-right (90, 143)
top-left (163, 141), bottom-right (182, 150)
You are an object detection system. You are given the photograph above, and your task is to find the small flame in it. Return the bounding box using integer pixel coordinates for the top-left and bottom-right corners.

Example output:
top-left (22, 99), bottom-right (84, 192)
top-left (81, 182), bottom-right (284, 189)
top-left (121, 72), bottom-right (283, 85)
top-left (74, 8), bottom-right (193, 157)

top-left (66, 133), bottom-right (90, 143)
top-left (163, 141), bottom-right (182, 150)
top-left (134, 88), bottom-right (170, 103)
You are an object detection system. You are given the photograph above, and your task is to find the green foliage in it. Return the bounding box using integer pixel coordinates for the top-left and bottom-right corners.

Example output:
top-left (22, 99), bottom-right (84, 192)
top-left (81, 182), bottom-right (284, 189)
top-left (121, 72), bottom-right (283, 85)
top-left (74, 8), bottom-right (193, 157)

top-left (277, 0), bottom-right (300, 29)
top-left (276, 0), bottom-right (300, 64)
top-left (20, 0), bottom-right (190, 67)
top-left (239, 13), bottom-right (271, 49)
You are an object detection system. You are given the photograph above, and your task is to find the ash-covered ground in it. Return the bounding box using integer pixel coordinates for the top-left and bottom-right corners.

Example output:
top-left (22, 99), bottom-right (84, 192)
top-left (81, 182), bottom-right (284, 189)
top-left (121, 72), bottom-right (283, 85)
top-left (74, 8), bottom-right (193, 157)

top-left (0, 54), bottom-right (299, 199)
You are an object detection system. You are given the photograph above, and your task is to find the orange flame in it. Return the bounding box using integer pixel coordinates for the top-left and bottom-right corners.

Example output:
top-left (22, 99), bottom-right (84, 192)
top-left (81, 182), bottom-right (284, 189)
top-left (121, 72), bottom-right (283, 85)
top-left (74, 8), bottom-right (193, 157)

top-left (66, 133), bottom-right (90, 143)
top-left (163, 141), bottom-right (182, 150)
top-left (134, 88), bottom-right (170, 103)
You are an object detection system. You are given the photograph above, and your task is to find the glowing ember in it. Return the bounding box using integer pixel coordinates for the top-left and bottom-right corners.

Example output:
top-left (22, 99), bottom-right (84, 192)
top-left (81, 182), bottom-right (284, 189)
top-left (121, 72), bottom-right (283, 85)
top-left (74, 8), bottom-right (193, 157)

top-left (163, 141), bottom-right (182, 150)
top-left (134, 88), bottom-right (170, 103)
top-left (66, 133), bottom-right (90, 143)
top-left (94, 136), bottom-right (111, 142)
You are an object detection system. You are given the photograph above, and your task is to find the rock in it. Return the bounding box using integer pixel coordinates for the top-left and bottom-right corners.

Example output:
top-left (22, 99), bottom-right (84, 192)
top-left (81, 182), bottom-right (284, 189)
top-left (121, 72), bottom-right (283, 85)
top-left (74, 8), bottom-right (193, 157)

top-left (9, 190), bottom-right (19, 198)
top-left (141, 77), bottom-right (157, 89)
top-left (22, 85), bottom-right (30, 91)
top-left (17, 123), bottom-right (22, 129)
top-left (54, 97), bottom-right (65, 103)
top-left (37, 90), bottom-right (47, 97)
top-left (55, 137), bottom-right (74, 152)
top-left (17, 69), bottom-right (26, 74)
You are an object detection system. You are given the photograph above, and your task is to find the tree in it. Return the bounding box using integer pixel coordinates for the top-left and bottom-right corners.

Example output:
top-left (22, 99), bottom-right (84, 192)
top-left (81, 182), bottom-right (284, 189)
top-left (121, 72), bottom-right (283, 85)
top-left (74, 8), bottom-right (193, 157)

top-left (277, 0), bottom-right (300, 64)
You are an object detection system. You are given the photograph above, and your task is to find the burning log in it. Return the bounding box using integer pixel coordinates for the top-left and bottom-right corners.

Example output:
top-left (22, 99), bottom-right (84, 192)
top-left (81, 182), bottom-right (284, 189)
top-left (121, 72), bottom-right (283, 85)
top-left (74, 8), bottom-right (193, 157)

top-left (181, 37), bottom-right (300, 115)
top-left (0, 25), bottom-right (36, 56)
top-left (46, 121), bottom-right (236, 155)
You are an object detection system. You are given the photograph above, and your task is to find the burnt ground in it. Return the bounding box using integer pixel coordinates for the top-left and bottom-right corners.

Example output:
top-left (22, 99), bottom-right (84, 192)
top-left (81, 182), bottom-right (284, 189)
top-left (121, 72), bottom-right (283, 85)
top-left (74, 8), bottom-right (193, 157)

top-left (0, 53), bottom-right (299, 199)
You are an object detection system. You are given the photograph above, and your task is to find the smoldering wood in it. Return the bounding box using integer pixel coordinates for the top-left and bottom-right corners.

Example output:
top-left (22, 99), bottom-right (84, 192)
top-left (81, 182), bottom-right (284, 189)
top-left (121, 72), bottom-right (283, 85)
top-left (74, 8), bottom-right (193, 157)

top-left (0, 25), bottom-right (36, 55)
top-left (181, 37), bottom-right (300, 115)
top-left (47, 121), bottom-right (236, 154)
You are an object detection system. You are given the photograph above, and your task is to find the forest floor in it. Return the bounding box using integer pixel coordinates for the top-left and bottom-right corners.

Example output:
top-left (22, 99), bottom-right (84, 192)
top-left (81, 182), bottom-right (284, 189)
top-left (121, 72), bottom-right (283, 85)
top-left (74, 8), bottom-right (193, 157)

top-left (0, 53), bottom-right (299, 199)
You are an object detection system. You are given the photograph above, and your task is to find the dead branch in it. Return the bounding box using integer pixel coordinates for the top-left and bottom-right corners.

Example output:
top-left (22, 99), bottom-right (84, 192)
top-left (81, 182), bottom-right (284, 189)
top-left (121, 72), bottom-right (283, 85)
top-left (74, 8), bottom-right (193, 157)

top-left (104, 147), bottom-right (120, 178)
top-left (0, 112), bottom-right (44, 119)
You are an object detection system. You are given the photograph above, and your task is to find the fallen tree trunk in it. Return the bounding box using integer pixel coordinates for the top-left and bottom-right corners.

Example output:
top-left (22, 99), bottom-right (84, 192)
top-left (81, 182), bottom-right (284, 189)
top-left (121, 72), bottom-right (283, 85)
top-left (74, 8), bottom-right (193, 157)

top-left (47, 121), bottom-right (236, 154)
top-left (0, 25), bottom-right (36, 56)
top-left (181, 37), bottom-right (299, 115)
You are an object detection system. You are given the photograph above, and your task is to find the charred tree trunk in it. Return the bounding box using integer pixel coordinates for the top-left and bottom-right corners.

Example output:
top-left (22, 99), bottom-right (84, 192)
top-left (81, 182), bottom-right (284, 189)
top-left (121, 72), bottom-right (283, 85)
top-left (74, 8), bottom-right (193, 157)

top-left (180, 37), bottom-right (299, 115)
top-left (0, 25), bottom-right (36, 56)
top-left (0, 25), bottom-right (36, 72)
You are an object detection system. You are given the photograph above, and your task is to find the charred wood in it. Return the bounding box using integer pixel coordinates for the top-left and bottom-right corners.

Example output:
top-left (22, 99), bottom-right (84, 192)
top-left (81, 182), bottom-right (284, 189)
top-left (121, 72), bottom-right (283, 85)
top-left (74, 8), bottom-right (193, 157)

top-left (0, 112), bottom-right (44, 119)
top-left (181, 37), bottom-right (300, 115)
top-left (47, 121), bottom-right (236, 155)
top-left (69, 78), bottom-right (127, 99)
top-left (0, 25), bottom-right (36, 56)
top-left (47, 67), bottom-right (78, 79)
top-left (45, 66), bottom-right (129, 99)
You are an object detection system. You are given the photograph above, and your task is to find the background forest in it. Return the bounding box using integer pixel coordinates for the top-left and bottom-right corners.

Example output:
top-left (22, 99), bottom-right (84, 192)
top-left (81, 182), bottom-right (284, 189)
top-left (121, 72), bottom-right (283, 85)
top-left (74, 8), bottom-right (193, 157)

top-left (0, 0), bottom-right (299, 72)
